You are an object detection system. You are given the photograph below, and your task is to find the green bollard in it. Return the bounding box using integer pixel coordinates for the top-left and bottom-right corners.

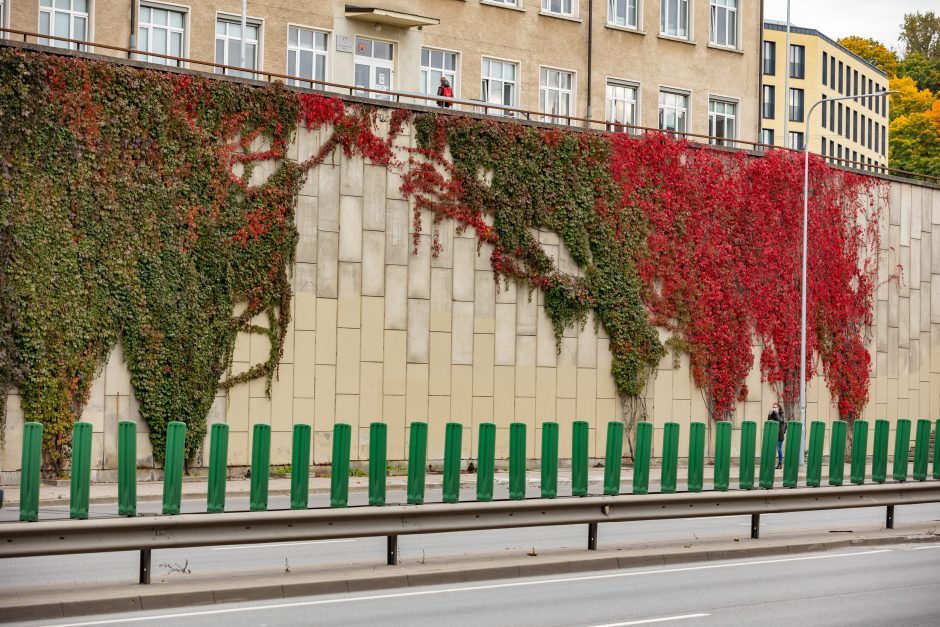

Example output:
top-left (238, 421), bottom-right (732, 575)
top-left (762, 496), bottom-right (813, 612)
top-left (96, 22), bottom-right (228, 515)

top-left (509, 422), bottom-right (526, 500)
top-left (739, 421), bottom-right (757, 490)
top-left (603, 421), bottom-right (624, 496)
top-left (207, 423), bottom-right (229, 513)
top-left (162, 421), bottom-right (186, 515)
top-left (892, 419), bottom-right (911, 482)
top-left (633, 421), bottom-right (652, 495)
top-left (759, 420), bottom-right (779, 489)
top-left (368, 422), bottom-right (387, 506)
top-left (476, 423), bottom-right (496, 502)
top-left (331, 423), bottom-right (351, 508)
top-left (872, 419), bottom-right (889, 483)
top-left (913, 419), bottom-right (931, 481)
top-left (118, 421), bottom-right (137, 517)
top-left (249, 424), bottom-right (271, 512)
top-left (572, 421), bottom-right (589, 497)
top-left (687, 422), bottom-right (705, 493)
top-left (806, 421), bottom-right (826, 487)
top-left (713, 421), bottom-right (732, 492)
top-left (407, 422), bottom-right (428, 505)
top-left (19, 422), bottom-right (42, 522)
top-left (783, 421), bottom-right (802, 488)
top-left (829, 420), bottom-right (847, 486)
top-left (541, 422), bottom-right (559, 499)
top-left (442, 423), bottom-right (462, 503)
top-left (69, 422), bottom-right (92, 520)
top-left (661, 422), bottom-right (679, 494)
top-left (850, 420), bottom-right (869, 485)
top-left (291, 423), bottom-right (312, 510)
top-left (935, 420), bottom-right (940, 480)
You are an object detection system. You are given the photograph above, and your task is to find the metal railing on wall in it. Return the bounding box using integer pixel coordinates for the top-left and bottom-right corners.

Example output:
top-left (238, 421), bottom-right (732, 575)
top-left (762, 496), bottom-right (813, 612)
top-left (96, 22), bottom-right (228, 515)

top-left (2, 28), bottom-right (937, 185)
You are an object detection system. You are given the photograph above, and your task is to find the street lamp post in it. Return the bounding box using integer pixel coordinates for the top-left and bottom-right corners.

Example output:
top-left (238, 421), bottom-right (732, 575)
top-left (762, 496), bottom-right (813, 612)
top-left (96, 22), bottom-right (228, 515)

top-left (797, 89), bottom-right (896, 464)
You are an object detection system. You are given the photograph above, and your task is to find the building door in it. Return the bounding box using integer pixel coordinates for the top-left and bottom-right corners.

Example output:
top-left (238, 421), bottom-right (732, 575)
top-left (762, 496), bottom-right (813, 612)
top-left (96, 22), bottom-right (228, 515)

top-left (354, 37), bottom-right (394, 100)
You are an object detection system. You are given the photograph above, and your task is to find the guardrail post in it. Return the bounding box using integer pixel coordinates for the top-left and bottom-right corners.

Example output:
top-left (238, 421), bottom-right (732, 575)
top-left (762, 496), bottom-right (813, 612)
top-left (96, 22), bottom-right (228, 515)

top-left (893, 418), bottom-right (911, 482)
top-left (162, 421), bottom-right (186, 515)
top-left (368, 422), bottom-right (387, 507)
top-left (407, 422), bottom-right (428, 505)
top-left (509, 422), bottom-right (526, 500)
top-left (250, 424), bottom-right (271, 512)
top-left (291, 423), bottom-right (312, 510)
top-left (886, 505), bottom-right (895, 529)
top-left (759, 420), bottom-right (779, 489)
top-left (69, 421), bottom-right (92, 520)
top-left (206, 423), bottom-right (229, 513)
top-left (873, 419), bottom-right (889, 483)
top-left (829, 420), bottom-right (847, 486)
top-left (19, 422), bottom-right (42, 522)
top-left (588, 522), bottom-right (598, 551)
top-left (603, 421), bottom-right (624, 495)
top-left (443, 422), bottom-right (462, 503)
top-left (851, 420), bottom-right (869, 485)
top-left (934, 420), bottom-right (940, 480)
top-left (913, 418), bottom-right (930, 481)
top-left (807, 421), bottom-right (825, 487)
top-left (783, 421), bottom-right (802, 488)
top-left (661, 422), bottom-right (679, 494)
top-left (476, 422), bottom-right (495, 502)
top-left (387, 535), bottom-right (398, 566)
top-left (633, 421), bottom-right (652, 495)
top-left (118, 421), bottom-right (137, 517)
top-left (139, 549), bottom-right (151, 585)
top-left (572, 420), bottom-right (589, 497)
top-left (541, 422), bottom-right (559, 499)
top-left (331, 423), bottom-right (351, 508)
top-left (751, 514), bottom-right (760, 539)
top-left (688, 422), bottom-right (705, 493)
top-left (713, 421), bottom-right (731, 492)
top-left (739, 420), bottom-right (756, 490)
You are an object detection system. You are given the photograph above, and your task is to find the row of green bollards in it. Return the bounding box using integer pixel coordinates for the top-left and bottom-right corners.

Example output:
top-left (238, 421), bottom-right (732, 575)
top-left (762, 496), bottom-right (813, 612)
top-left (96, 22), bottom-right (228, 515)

top-left (16, 417), bottom-right (940, 521)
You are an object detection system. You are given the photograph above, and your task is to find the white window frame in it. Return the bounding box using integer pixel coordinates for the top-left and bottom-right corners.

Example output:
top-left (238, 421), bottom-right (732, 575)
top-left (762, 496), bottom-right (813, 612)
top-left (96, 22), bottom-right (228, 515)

top-left (658, 87), bottom-right (689, 134)
top-left (138, 2), bottom-right (188, 67)
top-left (788, 131), bottom-right (804, 150)
top-left (660, 0), bottom-right (689, 39)
top-left (421, 46), bottom-right (460, 102)
top-left (709, 0), bottom-right (737, 48)
top-left (0, 0), bottom-right (7, 39)
top-left (607, 0), bottom-right (639, 29)
top-left (541, 0), bottom-right (575, 18)
top-left (481, 56), bottom-right (519, 114)
top-left (539, 65), bottom-right (576, 124)
top-left (708, 96), bottom-right (737, 146)
top-left (481, 0), bottom-right (521, 8)
top-left (286, 24), bottom-right (330, 88)
top-left (605, 78), bottom-right (639, 132)
top-left (214, 13), bottom-right (263, 78)
top-left (760, 128), bottom-right (774, 147)
top-left (39, 0), bottom-right (90, 50)
top-left (353, 36), bottom-right (395, 100)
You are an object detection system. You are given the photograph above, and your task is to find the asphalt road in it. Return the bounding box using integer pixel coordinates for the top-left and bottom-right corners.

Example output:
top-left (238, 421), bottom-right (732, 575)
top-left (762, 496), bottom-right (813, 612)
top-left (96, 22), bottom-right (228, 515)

top-left (18, 542), bottom-right (940, 627)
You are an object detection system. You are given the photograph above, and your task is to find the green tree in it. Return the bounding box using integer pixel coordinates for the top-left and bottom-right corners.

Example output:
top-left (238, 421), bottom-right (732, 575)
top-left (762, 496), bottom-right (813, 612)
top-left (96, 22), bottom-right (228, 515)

top-left (898, 52), bottom-right (940, 94)
top-left (900, 11), bottom-right (940, 59)
top-left (890, 100), bottom-right (940, 178)
top-left (838, 36), bottom-right (899, 78)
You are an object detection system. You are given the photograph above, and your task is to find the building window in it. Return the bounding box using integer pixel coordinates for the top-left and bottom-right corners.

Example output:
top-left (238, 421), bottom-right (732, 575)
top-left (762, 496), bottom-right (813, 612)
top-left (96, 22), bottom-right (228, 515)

top-left (867, 118), bottom-right (872, 149)
top-left (788, 88), bottom-right (804, 122)
top-left (485, 0), bottom-right (519, 5)
top-left (838, 61), bottom-right (843, 93)
top-left (853, 70), bottom-right (858, 96)
top-left (760, 129), bottom-right (774, 146)
top-left (709, 0), bottom-right (736, 48)
top-left (821, 138), bottom-right (826, 156)
top-left (853, 110), bottom-right (858, 142)
top-left (481, 57), bottom-right (517, 113)
top-left (762, 84), bottom-right (774, 119)
top-left (830, 57), bottom-right (836, 89)
top-left (821, 95), bottom-right (827, 128)
top-left (542, 0), bottom-right (574, 17)
top-left (788, 44), bottom-right (805, 79)
top-left (539, 67), bottom-right (575, 124)
top-left (39, 0), bottom-right (89, 50)
top-left (762, 40), bottom-right (775, 75)
top-left (837, 103), bottom-right (843, 134)
top-left (605, 80), bottom-right (638, 132)
top-left (421, 48), bottom-right (458, 102)
top-left (660, 0), bottom-right (689, 38)
top-left (354, 37), bottom-right (394, 100)
top-left (788, 131), bottom-right (804, 150)
top-left (215, 17), bottom-right (260, 78)
top-left (822, 52), bottom-right (828, 85)
top-left (708, 98), bottom-right (736, 146)
top-left (0, 0), bottom-right (6, 38)
top-left (608, 0), bottom-right (638, 29)
top-left (867, 78), bottom-right (873, 108)
top-left (138, 5), bottom-right (185, 66)
top-left (658, 89), bottom-right (689, 133)
top-left (829, 140), bottom-right (834, 160)
top-left (881, 125), bottom-right (886, 156)
top-left (837, 144), bottom-right (843, 161)
top-left (287, 26), bottom-right (328, 88)
top-left (874, 122), bottom-right (879, 154)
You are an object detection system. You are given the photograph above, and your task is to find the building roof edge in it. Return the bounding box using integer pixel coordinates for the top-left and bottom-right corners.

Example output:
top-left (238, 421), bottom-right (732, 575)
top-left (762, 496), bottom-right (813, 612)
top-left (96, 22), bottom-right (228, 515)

top-left (763, 21), bottom-right (888, 79)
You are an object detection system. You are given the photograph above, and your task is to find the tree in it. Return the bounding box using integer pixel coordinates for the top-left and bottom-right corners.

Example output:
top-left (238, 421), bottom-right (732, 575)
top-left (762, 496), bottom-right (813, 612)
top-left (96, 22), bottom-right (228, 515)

top-left (900, 11), bottom-right (940, 59)
top-left (898, 52), bottom-right (940, 95)
top-left (838, 36), bottom-right (899, 78)
top-left (890, 99), bottom-right (940, 178)
top-left (890, 76), bottom-right (935, 120)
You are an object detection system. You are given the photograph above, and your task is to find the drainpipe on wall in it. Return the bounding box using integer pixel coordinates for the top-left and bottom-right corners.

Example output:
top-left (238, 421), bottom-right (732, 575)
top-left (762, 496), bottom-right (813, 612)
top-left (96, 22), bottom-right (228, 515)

top-left (586, 0), bottom-right (593, 126)
top-left (128, 0), bottom-right (137, 58)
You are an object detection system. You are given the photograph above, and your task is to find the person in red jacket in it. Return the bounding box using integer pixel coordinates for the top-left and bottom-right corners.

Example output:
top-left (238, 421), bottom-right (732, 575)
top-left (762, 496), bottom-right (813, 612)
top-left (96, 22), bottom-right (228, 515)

top-left (437, 77), bottom-right (453, 108)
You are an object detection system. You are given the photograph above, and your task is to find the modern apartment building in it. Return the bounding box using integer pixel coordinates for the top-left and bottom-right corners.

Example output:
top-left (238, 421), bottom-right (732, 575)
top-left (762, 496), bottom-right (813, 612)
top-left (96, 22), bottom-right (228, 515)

top-left (2, 0), bottom-right (761, 144)
top-left (761, 21), bottom-right (889, 170)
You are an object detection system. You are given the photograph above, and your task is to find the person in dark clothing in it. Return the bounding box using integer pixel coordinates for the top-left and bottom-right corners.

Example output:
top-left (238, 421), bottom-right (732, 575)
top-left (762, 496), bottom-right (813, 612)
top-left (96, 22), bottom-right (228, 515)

top-left (768, 402), bottom-right (787, 469)
top-left (436, 77), bottom-right (453, 108)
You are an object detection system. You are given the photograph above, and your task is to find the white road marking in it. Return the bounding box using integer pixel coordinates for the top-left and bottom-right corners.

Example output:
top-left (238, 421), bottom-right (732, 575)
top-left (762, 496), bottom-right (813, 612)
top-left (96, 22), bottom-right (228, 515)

top-left (588, 614), bottom-right (710, 626)
top-left (49, 549), bottom-right (892, 627)
top-left (210, 540), bottom-right (356, 551)
top-left (910, 544), bottom-right (940, 550)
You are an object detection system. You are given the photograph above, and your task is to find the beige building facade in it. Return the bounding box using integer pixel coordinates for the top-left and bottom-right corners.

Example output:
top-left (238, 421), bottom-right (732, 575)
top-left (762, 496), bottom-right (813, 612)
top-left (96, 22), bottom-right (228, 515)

top-left (760, 21), bottom-right (889, 170)
top-left (3, 0), bottom-right (761, 143)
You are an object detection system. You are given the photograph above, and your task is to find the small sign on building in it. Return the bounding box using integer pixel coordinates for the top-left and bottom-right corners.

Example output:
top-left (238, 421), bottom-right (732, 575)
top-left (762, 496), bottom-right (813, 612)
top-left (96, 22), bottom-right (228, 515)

top-left (336, 35), bottom-right (353, 53)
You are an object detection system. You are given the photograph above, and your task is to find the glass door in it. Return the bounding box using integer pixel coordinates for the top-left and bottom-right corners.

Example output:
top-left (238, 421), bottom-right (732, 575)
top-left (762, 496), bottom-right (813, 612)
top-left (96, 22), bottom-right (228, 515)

top-left (354, 37), bottom-right (394, 100)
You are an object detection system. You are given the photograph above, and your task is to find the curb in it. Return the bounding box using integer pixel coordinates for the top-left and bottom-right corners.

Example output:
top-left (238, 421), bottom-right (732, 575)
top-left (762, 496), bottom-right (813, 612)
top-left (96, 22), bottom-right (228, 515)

top-left (2, 528), bottom-right (938, 623)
